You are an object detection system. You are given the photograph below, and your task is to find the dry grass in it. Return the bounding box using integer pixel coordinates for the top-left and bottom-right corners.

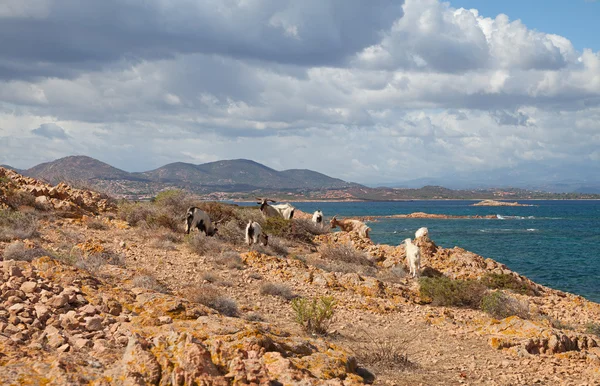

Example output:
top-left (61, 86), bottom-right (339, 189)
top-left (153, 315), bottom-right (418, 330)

top-left (215, 219), bottom-right (245, 245)
top-left (319, 243), bottom-right (373, 266)
top-left (75, 250), bottom-right (126, 273)
top-left (132, 273), bottom-right (170, 294)
top-left (2, 242), bottom-right (52, 261)
top-left (183, 285), bottom-right (239, 317)
top-left (243, 312), bottom-right (265, 322)
top-left (0, 210), bottom-right (39, 241)
top-left (260, 282), bottom-right (296, 300)
top-left (251, 236), bottom-right (289, 257)
top-left (354, 330), bottom-right (415, 372)
top-left (86, 218), bottom-right (108, 230)
top-left (211, 251), bottom-right (245, 270)
top-left (377, 265), bottom-right (407, 283)
top-left (187, 234), bottom-right (225, 256)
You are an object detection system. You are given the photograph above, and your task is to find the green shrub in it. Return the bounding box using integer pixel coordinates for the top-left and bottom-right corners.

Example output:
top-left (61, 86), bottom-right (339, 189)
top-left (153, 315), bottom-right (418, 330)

top-left (262, 216), bottom-right (292, 237)
top-left (481, 273), bottom-right (538, 296)
top-left (291, 296), bottom-right (336, 335)
top-left (418, 276), bottom-right (486, 308)
top-left (480, 291), bottom-right (530, 319)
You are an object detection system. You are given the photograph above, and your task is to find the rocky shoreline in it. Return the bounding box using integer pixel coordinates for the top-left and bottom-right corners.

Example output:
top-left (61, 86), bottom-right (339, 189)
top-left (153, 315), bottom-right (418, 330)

top-left (1, 169), bottom-right (600, 385)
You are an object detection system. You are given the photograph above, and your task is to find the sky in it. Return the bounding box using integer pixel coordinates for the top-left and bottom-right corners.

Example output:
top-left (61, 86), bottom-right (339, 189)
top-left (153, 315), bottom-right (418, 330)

top-left (0, 0), bottom-right (599, 188)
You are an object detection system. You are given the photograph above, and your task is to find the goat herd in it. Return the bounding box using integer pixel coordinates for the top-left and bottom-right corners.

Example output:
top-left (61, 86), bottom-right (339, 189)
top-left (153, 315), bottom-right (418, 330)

top-left (184, 198), bottom-right (429, 278)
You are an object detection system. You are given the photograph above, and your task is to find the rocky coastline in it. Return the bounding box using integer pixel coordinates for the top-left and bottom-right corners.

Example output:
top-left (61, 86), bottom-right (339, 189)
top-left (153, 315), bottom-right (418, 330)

top-left (1, 167), bottom-right (599, 385)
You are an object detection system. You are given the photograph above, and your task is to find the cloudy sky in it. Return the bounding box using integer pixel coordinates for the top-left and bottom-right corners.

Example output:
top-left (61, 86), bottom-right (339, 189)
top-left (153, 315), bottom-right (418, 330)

top-left (1, 0), bottom-right (599, 187)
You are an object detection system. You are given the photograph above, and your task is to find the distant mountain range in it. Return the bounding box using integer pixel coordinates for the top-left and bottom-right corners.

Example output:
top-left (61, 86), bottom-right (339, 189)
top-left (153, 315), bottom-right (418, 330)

top-left (3, 156), bottom-right (599, 200)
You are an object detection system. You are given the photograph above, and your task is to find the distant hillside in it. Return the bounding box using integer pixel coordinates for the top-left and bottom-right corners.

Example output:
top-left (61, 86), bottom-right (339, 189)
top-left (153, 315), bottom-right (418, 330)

top-left (15, 155), bottom-right (600, 200)
top-left (0, 164), bottom-right (23, 174)
top-left (26, 156), bottom-right (135, 185)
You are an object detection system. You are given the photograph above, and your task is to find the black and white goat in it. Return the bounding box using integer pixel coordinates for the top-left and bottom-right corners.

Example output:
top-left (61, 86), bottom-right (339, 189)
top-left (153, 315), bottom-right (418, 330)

top-left (185, 207), bottom-right (218, 236)
top-left (245, 221), bottom-right (268, 246)
top-left (312, 210), bottom-right (324, 225)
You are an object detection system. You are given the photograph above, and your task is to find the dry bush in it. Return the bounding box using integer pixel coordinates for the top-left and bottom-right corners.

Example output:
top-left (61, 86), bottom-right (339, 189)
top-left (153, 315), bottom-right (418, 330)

top-left (211, 251), bottom-right (245, 270)
top-left (195, 201), bottom-right (238, 224)
top-left (187, 234), bottom-right (225, 256)
top-left (87, 218), bottom-right (108, 230)
top-left (354, 330), bottom-right (415, 372)
top-left (585, 323), bottom-right (600, 337)
top-left (481, 291), bottom-right (530, 319)
top-left (0, 210), bottom-right (39, 241)
top-left (418, 276), bottom-right (486, 308)
top-left (183, 285), bottom-right (239, 317)
top-left (3, 241), bottom-right (51, 261)
top-left (289, 218), bottom-right (330, 243)
top-left (248, 272), bottom-right (262, 280)
top-left (377, 265), bottom-right (407, 283)
top-left (153, 189), bottom-right (197, 214)
top-left (149, 230), bottom-right (182, 250)
top-left (251, 236), bottom-right (289, 257)
top-left (232, 206), bottom-right (264, 228)
top-left (216, 219), bottom-right (245, 245)
top-left (260, 282), bottom-right (296, 301)
top-left (132, 273), bottom-right (170, 294)
top-left (75, 250), bottom-right (125, 273)
top-left (244, 312), bottom-right (264, 322)
top-left (202, 271), bottom-right (233, 287)
top-left (2, 189), bottom-right (37, 209)
top-left (117, 199), bottom-right (183, 232)
top-left (308, 257), bottom-right (378, 277)
top-left (319, 243), bottom-right (373, 266)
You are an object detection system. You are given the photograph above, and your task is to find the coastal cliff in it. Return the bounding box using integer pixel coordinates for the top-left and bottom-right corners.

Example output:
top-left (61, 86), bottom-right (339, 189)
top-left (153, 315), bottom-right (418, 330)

top-left (1, 167), bottom-right (599, 385)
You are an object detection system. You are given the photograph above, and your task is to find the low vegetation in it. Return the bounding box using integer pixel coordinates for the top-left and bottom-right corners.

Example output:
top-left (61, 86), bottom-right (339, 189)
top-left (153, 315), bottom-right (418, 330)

top-left (481, 273), bottom-right (538, 296)
top-left (132, 273), bottom-right (170, 294)
top-left (260, 282), bottom-right (295, 300)
top-left (291, 295), bottom-right (336, 335)
top-left (585, 323), bottom-right (600, 337)
top-left (2, 241), bottom-right (52, 261)
top-left (183, 285), bottom-right (239, 317)
top-left (419, 276), bottom-right (486, 308)
top-left (480, 291), bottom-right (530, 319)
top-left (0, 209), bottom-right (39, 241)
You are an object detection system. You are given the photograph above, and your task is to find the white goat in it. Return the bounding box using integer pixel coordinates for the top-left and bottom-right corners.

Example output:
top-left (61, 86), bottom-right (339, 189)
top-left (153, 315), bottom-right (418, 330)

top-left (330, 216), bottom-right (370, 239)
top-left (245, 221), bottom-right (268, 246)
top-left (185, 207), bottom-right (218, 236)
top-left (256, 198), bottom-right (295, 219)
top-left (312, 210), bottom-right (324, 225)
top-left (271, 203), bottom-right (295, 220)
top-left (404, 238), bottom-right (421, 278)
top-left (415, 227), bottom-right (429, 239)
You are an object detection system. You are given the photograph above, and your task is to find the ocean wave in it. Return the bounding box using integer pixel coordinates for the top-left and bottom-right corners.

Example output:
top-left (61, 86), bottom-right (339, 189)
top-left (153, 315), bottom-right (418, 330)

top-left (496, 214), bottom-right (535, 220)
top-left (480, 228), bottom-right (539, 233)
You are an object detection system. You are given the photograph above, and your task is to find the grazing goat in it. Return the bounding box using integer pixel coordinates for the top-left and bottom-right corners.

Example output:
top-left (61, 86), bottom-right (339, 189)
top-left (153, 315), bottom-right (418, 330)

top-left (415, 227), bottom-right (429, 239)
top-left (272, 203), bottom-right (295, 220)
top-left (404, 238), bottom-right (421, 278)
top-left (330, 216), bottom-right (370, 239)
top-left (256, 198), bottom-right (295, 219)
top-left (245, 221), bottom-right (268, 246)
top-left (312, 210), bottom-right (324, 225)
top-left (185, 207), bottom-right (218, 236)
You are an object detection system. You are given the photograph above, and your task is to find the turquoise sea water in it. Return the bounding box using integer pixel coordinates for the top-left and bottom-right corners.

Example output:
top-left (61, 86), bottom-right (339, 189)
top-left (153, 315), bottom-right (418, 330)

top-left (242, 200), bottom-right (600, 303)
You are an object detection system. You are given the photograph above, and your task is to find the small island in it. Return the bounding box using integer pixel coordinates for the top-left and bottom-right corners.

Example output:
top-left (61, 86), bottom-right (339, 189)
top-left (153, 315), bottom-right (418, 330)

top-left (472, 199), bottom-right (532, 207)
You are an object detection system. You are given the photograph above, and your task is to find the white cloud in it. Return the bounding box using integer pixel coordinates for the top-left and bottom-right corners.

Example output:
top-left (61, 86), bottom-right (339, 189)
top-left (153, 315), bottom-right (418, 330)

top-left (0, 0), bottom-right (599, 187)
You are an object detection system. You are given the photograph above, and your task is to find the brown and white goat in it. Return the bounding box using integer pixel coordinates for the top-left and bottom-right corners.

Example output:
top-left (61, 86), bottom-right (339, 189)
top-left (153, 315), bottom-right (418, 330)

top-left (255, 198), bottom-right (294, 219)
top-left (329, 216), bottom-right (370, 239)
top-left (185, 207), bottom-right (218, 236)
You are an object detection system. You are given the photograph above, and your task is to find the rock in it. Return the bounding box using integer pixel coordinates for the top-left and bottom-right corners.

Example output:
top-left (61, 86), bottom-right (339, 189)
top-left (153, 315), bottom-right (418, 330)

top-left (20, 281), bottom-right (38, 294)
top-left (8, 303), bottom-right (26, 313)
top-left (47, 294), bottom-right (69, 308)
top-left (57, 343), bottom-right (70, 353)
top-left (121, 335), bottom-right (161, 385)
top-left (85, 316), bottom-right (104, 331)
top-left (34, 305), bottom-right (50, 320)
top-left (74, 338), bottom-right (91, 350)
top-left (47, 332), bottom-right (66, 349)
top-left (157, 316), bottom-right (172, 325)
top-left (79, 304), bottom-right (97, 315)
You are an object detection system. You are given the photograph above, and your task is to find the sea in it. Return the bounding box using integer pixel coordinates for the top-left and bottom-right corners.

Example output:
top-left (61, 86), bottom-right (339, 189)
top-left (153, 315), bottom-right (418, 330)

top-left (237, 200), bottom-right (600, 303)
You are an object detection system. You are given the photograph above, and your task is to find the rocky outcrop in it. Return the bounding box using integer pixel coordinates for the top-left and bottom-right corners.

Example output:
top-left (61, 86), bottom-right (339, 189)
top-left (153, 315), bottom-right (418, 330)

top-left (473, 200), bottom-right (532, 207)
top-left (0, 167), bottom-right (116, 216)
top-left (0, 256), bottom-right (367, 385)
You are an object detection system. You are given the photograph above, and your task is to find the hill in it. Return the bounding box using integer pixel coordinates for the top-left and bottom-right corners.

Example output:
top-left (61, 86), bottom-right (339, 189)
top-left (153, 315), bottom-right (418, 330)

top-left (26, 155), bottom-right (134, 185)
